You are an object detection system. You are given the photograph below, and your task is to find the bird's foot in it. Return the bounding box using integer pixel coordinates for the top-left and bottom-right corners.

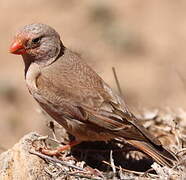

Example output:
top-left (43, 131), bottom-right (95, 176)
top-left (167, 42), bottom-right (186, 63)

top-left (32, 136), bottom-right (80, 156)
top-left (39, 141), bottom-right (80, 156)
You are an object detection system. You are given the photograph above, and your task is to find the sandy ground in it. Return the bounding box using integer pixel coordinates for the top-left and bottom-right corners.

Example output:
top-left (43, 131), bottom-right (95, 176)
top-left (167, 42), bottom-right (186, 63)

top-left (0, 0), bottom-right (186, 150)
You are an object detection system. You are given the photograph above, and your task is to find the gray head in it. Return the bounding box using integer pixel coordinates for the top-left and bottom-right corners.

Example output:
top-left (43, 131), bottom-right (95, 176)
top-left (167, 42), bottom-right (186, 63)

top-left (10, 23), bottom-right (64, 66)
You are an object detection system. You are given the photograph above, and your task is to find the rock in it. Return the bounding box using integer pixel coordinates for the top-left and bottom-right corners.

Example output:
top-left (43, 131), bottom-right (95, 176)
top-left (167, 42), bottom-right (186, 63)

top-left (0, 132), bottom-right (50, 180)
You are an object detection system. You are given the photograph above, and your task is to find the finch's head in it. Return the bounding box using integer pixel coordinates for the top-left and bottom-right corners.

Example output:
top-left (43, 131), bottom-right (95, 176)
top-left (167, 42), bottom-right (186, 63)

top-left (10, 23), bottom-right (63, 64)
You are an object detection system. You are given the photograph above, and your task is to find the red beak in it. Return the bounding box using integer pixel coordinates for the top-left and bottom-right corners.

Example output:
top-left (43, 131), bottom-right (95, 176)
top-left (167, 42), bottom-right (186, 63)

top-left (9, 40), bottom-right (26, 55)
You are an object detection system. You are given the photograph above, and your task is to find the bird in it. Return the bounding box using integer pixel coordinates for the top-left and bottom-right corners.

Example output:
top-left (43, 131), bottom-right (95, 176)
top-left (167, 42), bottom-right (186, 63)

top-left (9, 23), bottom-right (178, 167)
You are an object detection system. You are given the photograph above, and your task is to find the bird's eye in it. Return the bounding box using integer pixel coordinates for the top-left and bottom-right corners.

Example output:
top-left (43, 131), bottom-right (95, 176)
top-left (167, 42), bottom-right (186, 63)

top-left (32, 37), bottom-right (41, 44)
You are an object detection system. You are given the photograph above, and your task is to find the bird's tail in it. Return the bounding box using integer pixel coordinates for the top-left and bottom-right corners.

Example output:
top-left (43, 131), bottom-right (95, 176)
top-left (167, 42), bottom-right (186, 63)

top-left (127, 140), bottom-right (178, 167)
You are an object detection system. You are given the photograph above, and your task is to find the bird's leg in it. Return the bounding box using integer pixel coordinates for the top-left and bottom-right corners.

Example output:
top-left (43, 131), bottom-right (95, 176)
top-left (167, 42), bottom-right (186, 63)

top-left (39, 140), bottom-right (81, 156)
top-left (48, 121), bottom-right (57, 141)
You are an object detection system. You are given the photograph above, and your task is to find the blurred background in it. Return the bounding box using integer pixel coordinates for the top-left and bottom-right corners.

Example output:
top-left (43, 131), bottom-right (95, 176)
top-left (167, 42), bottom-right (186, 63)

top-left (1, 0), bottom-right (186, 150)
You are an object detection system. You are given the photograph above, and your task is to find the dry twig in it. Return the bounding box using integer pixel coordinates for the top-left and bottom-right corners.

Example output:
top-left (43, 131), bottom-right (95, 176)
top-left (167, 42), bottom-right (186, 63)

top-left (29, 150), bottom-right (83, 171)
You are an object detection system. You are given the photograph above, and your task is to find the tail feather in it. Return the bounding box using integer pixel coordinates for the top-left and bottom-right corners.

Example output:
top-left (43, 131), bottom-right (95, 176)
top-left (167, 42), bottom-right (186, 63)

top-left (127, 140), bottom-right (178, 167)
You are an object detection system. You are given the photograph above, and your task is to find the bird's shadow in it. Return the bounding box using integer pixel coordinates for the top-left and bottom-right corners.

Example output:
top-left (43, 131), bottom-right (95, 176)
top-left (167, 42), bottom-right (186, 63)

top-left (70, 141), bottom-right (154, 173)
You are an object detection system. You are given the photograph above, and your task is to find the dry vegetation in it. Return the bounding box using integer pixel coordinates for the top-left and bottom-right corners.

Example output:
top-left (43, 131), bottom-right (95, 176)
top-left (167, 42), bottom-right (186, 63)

top-left (0, 0), bottom-right (186, 179)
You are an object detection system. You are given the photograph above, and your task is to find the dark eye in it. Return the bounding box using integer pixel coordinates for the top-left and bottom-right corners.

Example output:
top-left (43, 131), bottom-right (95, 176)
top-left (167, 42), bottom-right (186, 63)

top-left (32, 37), bottom-right (41, 44)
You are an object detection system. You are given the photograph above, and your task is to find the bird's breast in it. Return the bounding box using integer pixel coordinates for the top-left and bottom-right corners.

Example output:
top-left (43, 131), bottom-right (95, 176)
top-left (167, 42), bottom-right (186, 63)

top-left (25, 63), bottom-right (41, 94)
